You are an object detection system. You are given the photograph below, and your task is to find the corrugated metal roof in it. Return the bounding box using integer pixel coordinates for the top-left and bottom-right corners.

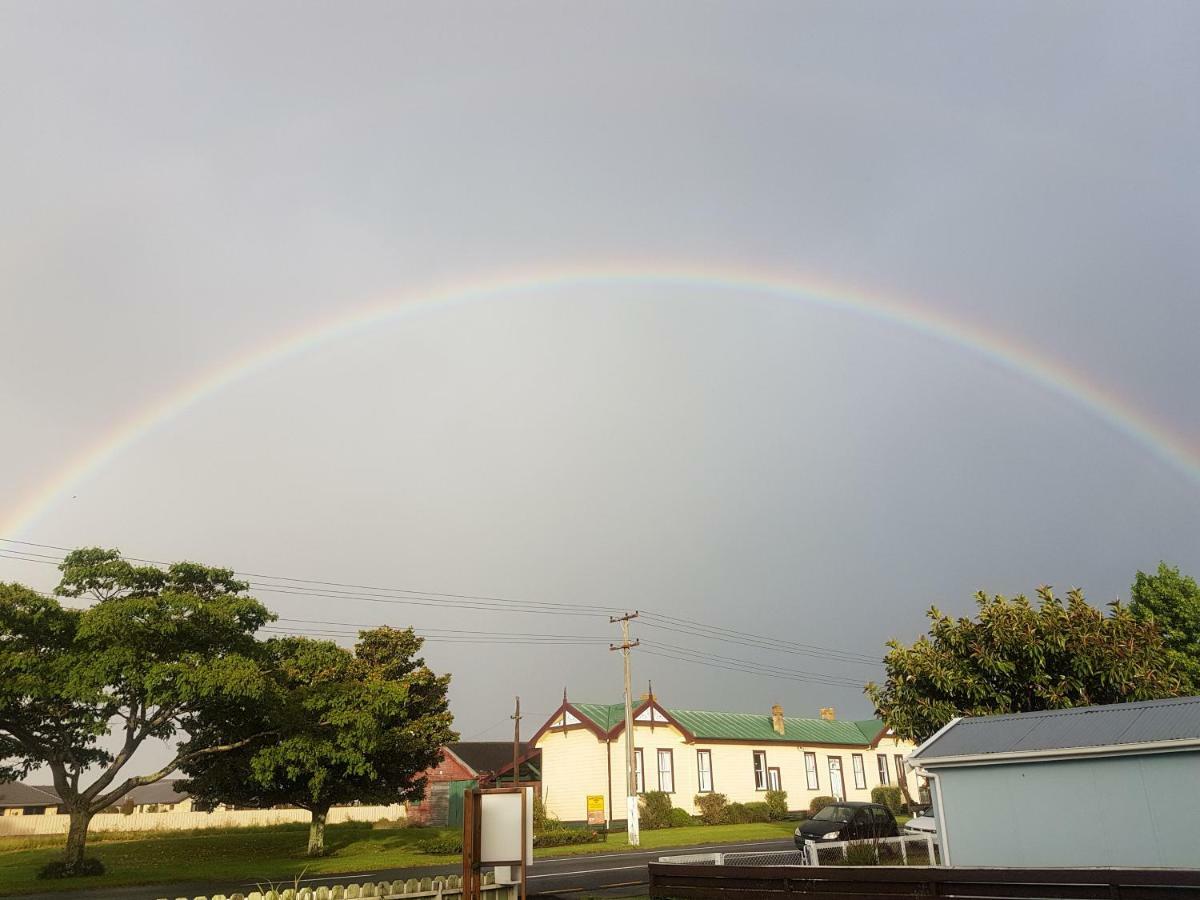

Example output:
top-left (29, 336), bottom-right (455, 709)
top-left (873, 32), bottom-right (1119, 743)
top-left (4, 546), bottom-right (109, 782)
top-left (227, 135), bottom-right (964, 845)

top-left (571, 702), bottom-right (883, 745)
top-left (913, 695), bottom-right (1200, 761)
top-left (0, 783), bottom-right (60, 808)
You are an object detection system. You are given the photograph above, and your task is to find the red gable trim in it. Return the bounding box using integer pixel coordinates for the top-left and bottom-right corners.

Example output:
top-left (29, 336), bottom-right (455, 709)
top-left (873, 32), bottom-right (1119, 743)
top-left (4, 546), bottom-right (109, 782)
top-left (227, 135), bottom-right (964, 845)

top-left (605, 698), bottom-right (696, 742)
top-left (529, 701), bottom-right (610, 745)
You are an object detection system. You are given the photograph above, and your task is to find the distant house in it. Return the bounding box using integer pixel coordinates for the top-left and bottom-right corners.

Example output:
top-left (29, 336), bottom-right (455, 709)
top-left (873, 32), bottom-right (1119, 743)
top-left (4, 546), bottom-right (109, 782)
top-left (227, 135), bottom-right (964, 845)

top-left (909, 695), bottom-right (1200, 867)
top-left (122, 780), bottom-right (195, 813)
top-left (0, 783), bottom-right (61, 816)
top-left (532, 693), bottom-right (917, 824)
top-left (407, 742), bottom-right (542, 826)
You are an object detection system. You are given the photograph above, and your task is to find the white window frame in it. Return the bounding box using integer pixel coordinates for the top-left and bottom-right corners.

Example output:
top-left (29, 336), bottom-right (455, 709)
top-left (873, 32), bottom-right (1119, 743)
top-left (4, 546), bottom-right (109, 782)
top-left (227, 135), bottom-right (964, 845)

top-left (852, 753), bottom-right (867, 790)
top-left (696, 749), bottom-right (713, 793)
top-left (753, 750), bottom-right (768, 790)
top-left (804, 751), bottom-right (819, 790)
top-left (634, 748), bottom-right (645, 794)
top-left (877, 753), bottom-right (890, 785)
top-left (657, 749), bottom-right (675, 793)
top-left (767, 767), bottom-right (782, 791)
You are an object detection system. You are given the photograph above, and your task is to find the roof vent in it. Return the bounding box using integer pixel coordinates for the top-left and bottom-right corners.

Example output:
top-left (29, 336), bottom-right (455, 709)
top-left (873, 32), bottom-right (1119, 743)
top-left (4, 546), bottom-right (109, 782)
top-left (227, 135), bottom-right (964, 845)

top-left (771, 704), bottom-right (785, 735)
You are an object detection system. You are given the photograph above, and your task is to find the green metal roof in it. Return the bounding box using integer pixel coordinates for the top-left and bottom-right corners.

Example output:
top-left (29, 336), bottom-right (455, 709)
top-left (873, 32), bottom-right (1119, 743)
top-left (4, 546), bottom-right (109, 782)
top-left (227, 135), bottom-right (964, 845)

top-left (571, 702), bottom-right (884, 746)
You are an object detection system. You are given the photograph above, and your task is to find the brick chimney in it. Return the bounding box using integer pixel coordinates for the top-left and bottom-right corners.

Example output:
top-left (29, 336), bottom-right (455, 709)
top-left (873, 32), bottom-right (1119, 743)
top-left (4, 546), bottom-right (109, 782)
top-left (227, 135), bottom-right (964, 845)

top-left (771, 704), bottom-right (785, 735)
top-left (819, 707), bottom-right (836, 721)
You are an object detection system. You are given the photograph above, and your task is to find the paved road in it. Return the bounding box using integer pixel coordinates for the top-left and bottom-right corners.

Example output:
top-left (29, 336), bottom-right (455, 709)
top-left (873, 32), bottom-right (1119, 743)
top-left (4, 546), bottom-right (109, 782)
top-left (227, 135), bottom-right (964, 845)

top-left (19, 838), bottom-right (795, 900)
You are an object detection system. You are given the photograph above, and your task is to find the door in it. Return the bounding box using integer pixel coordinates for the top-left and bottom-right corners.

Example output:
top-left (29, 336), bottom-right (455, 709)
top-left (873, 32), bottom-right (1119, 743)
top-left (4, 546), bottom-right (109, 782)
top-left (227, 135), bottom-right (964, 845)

top-left (827, 757), bottom-right (845, 801)
top-left (446, 778), bottom-right (478, 828)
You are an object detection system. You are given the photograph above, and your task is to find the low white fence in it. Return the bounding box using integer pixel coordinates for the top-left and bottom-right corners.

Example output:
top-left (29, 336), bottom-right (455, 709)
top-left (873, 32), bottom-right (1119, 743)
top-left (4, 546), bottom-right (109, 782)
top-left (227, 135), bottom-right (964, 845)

top-left (0, 804), bottom-right (406, 836)
top-left (659, 834), bottom-right (939, 868)
top-left (155, 871), bottom-right (510, 900)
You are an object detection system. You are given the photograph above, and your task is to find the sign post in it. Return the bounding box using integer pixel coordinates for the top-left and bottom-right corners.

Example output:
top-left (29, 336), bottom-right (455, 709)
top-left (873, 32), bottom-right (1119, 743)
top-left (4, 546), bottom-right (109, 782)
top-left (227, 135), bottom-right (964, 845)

top-left (462, 786), bottom-right (533, 900)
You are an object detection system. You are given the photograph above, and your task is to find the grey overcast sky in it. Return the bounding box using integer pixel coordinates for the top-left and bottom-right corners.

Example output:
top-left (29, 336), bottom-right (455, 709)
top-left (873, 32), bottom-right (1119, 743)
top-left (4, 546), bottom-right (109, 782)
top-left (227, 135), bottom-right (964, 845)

top-left (2, 1), bottom-right (1199, 774)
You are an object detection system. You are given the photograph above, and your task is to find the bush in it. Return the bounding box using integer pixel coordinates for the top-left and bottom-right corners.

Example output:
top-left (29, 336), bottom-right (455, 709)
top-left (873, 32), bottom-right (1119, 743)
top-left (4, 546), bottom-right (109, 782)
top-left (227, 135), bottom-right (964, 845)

top-left (809, 795), bottom-right (836, 816)
top-left (843, 841), bottom-right (882, 866)
top-left (870, 786), bottom-right (903, 815)
top-left (533, 793), bottom-right (558, 833)
top-left (37, 858), bottom-right (106, 879)
top-left (764, 790), bottom-right (788, 820)
top-left (668, 807), bottom-right (695, 827)
top-left (416, 834), bottom-right (464, 855)
top-left (639, 791), bottom-right (674, 830)
top-left (694, 792), bottom-right (728, 825)
top-left (534, 828), bottom-right (604, 848)
top-left (725, 801), bottom-right (769, 824)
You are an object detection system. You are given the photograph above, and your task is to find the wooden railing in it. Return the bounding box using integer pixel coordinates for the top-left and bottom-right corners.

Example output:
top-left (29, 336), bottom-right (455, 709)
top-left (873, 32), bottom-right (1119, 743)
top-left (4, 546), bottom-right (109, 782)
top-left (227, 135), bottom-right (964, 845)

top-left (648, 862), bottom-right (1200, 900)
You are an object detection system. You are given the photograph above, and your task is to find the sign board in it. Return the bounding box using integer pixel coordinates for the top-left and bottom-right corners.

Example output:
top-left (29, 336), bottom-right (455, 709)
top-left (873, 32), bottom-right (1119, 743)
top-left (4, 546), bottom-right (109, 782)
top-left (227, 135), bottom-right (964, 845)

top-left (480, 787), bottom-right (534, 865)
top-left (586, 794), bottom-right (605, 826)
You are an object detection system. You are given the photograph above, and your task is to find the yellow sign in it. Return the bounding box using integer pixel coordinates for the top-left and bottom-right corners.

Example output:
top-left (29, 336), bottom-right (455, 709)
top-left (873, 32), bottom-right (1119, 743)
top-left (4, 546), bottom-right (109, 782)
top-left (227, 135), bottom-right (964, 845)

top-left (586, 795), bottom-right (605, 825)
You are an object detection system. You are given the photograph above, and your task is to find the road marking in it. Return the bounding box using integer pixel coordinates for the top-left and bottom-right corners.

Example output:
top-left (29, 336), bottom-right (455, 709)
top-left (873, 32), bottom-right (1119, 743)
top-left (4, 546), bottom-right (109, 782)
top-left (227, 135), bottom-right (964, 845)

top-left (528, 864), bottom-right (646, 879)
top-left (598, 880), bottom-right (648, 888)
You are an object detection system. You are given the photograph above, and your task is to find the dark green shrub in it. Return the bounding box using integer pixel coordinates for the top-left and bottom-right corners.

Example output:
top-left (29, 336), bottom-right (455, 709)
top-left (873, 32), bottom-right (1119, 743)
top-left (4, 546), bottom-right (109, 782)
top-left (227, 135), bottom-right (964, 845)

top-left (668, 807), bottom-right (695, 827)
top-left (533, 793), bottom-right (557, 832)
top-left (726, 801), bottom-right (749, 823)
top-left (742, 802), bottom-right (772, 823)
top-left (764, 790), bottom-right (788, 820)
top-left (843, 841), bottom-right (881, 865)
top-left (639, 791), bottom-right (674, 830)
top-left (808, 795), bottom-right (836, 815)
top-left (534, 828), bottom-right (604, 847)
top-left (37, 858), bottom-right (106, 879)
top-left (416, 834), bottom-right (464, 854)
top-left (870, 786), bottom-right (903, 814)
top-left (694, 792), bottom-right (728, 825)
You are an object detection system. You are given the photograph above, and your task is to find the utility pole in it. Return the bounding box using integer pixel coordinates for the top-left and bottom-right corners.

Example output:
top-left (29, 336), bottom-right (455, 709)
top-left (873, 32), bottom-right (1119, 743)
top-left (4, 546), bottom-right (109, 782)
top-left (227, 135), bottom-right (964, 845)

top-left (511, 696), bottom-right (522, 787)
top-left (609, 612), bottom-right (640, 846)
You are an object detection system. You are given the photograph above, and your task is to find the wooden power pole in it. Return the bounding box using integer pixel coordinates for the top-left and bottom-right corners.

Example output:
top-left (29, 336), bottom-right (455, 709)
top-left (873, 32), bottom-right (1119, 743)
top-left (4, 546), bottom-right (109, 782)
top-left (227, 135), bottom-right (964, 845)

top-left (511, 696), bottom-right (522, 787)
top-left (609, 611), bottom-right (640, 846)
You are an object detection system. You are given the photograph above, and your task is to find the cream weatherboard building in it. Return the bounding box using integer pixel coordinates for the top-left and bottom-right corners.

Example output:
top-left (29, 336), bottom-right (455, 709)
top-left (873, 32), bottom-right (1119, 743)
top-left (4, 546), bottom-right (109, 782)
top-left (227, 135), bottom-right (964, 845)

top-left (531, 695), bottom-right (918, 824)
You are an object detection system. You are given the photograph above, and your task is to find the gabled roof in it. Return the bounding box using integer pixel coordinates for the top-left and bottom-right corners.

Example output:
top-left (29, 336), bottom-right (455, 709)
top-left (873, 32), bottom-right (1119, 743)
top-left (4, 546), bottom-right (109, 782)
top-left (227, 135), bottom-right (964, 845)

top-left (911, 695), bottom-right (1200, 767)
top-left (541, 699), bottom-right (887, 747)
top-left (447, 742), bottom-right (536, 776)
top-left (125, 780), bottom-right (190, 805)
top-left (0, 783), bottom-right (61, 808)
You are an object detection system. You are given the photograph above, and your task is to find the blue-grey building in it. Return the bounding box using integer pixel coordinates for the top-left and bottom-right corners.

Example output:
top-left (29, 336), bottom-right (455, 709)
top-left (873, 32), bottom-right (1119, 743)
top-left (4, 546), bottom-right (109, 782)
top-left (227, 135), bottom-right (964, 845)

top-left (908, 696), bottom-right (1200, 868)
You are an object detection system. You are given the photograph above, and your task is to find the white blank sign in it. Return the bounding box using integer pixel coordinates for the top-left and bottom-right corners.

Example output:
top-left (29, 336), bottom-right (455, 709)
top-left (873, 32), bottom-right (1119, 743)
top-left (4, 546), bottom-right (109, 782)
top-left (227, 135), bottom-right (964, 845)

top-left (479, 788), bottom-right (533, 865)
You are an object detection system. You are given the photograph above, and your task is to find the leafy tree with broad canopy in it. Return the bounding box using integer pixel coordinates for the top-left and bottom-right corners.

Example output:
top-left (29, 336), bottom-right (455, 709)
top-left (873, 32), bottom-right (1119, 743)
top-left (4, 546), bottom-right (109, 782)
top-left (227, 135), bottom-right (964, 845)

top-left (179, 627), bottom-right (455, 856)
top-left (1129, 562), bottom-right (1200, 693)
top-left (866, 587), bottom-right (1186, 745)
top-left (0, 549), bottom-right (275, 874)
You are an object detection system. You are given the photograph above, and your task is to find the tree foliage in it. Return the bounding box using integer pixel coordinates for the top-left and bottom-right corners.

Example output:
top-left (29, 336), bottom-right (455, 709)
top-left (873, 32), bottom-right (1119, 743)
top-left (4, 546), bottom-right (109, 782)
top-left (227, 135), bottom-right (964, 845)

top-left (180, 627), bottom-right (455, 856)
top-left (866, 587), bottom-right (1186, 743)
top-left (0, 548), bottom-right (275, 873)
top-left (1129, 562), bottom-right (1200, 692)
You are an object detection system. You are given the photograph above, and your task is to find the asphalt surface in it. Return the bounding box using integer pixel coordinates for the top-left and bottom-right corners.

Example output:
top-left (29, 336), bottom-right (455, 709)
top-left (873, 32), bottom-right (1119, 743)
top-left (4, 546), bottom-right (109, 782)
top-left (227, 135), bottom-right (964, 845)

top-left (18, 838), bottom-right (796, 900)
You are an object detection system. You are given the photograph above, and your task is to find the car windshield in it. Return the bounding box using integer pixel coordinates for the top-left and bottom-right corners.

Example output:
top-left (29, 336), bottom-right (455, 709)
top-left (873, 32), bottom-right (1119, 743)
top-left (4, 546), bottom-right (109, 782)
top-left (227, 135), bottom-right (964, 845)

top-left (812, 805), bottom-right (856, 823)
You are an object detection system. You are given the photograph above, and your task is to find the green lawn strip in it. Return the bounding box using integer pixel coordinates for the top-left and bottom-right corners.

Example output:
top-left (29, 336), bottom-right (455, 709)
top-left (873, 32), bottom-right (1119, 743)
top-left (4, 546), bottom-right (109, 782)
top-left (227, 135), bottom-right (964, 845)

top-left (0, 821), bottom-right (796, 896)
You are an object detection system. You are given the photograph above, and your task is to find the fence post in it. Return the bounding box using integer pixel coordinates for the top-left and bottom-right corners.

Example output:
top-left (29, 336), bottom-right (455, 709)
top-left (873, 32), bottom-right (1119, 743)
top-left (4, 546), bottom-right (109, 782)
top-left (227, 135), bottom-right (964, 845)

top-left (804, 839), bottom-right (818, 866)
top-left (925, 833), bottom-right (935, 865)
top-left (900, 837), bottom-right (908, 865)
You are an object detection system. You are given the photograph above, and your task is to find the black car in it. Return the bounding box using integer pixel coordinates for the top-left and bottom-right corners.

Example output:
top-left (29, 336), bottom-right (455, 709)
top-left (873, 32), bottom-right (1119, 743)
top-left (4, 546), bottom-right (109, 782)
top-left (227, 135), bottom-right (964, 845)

top-left (793, 801), bottom-right (899, 847)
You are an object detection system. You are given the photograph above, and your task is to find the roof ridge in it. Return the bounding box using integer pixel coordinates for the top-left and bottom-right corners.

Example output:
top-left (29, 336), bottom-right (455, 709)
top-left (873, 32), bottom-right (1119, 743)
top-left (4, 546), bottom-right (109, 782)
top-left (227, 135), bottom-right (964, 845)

top-left (959, 695), bottom-right (1200, 724)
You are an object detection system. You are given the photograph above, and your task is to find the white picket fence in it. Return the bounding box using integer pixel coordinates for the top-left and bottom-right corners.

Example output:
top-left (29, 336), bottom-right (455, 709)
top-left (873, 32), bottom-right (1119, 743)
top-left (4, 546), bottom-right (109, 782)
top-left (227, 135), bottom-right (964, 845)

top-left (156, 871), bottom-right (510, 900)
top-left (0, 804), bottom-right (406, 836)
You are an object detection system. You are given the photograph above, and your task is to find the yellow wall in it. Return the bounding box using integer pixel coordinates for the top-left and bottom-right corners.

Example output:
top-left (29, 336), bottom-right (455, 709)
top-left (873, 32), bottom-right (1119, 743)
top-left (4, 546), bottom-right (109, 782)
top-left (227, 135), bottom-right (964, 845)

top-left (536, 719), bottom-right (918, 821)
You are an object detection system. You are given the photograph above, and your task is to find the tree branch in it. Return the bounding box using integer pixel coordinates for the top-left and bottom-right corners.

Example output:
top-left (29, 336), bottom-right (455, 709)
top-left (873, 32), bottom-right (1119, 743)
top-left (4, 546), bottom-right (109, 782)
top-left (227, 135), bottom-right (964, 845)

top-left (88, 732), bottom-right (274, 814)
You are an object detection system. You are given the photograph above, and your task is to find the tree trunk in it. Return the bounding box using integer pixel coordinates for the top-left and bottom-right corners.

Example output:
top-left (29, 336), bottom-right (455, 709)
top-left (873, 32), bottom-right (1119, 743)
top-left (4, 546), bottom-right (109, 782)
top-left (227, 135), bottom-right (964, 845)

top-left (63, 807), bottom-right (93, 871)
top-left (307, 806), bottom-right (330, 857)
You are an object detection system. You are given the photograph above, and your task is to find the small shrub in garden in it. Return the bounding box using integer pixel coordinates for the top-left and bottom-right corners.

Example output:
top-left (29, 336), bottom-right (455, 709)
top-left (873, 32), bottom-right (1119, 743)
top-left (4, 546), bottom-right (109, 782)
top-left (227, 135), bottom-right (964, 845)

top-left (694, 792), bottom-right (728, 825)
top-left (843, 841), bottom-right (881, 865)
top-left (764, 790), bottom-right (788, 820)
top-left (533, 793), bottom-right (559, 832)
top-left (639, 791), bottom-right (674, 830)
top-left (37, 858), bottom-right (106, 879)
top-left (534, 828), bottom-right (604, 848)
top-left (726, 801), bottom-right (749, 823)
top-left (668, 807), bottom-right (695, 827)
top-left (870, 786), bottom-right (903, 814)
top-left (741, 801), bottom-right (771, 822)
top-left (416, 834), bottom-right (464, 854)
top-left (809, 795), bottom-right (836, 816)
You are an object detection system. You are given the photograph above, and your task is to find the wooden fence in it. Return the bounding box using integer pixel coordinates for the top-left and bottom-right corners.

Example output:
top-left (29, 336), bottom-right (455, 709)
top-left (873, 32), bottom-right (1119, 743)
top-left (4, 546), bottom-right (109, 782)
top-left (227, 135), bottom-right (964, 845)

top-left (0, 804), bottom-right (405, 836)
top-left (155, 871), bottom-right (511, 900)
top-left (648, 862), bottom-right (1200, 900)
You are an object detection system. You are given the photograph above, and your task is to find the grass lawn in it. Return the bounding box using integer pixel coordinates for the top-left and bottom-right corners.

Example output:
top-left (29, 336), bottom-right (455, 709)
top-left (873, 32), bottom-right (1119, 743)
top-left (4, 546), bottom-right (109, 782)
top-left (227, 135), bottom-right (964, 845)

top-left (0, 820), bottom-right (797, 896)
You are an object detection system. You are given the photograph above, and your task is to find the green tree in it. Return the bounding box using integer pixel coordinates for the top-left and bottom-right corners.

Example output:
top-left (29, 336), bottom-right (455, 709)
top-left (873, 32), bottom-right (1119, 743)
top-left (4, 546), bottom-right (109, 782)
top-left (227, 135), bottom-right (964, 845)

top-left (1129, 562), bottom-right (1200, 692)
top-left (0, 548), bottom-right (275, 874)
top-left (180, 627), bottom-right (455, 856)
top-left (866, 587), bottom-right (1186, 744)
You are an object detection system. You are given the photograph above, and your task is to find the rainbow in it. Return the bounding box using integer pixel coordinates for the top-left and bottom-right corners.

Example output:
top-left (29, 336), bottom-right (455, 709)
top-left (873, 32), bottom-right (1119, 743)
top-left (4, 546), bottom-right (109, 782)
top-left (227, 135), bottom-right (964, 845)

top-left (5, 262), bottom-right (1199, 536)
